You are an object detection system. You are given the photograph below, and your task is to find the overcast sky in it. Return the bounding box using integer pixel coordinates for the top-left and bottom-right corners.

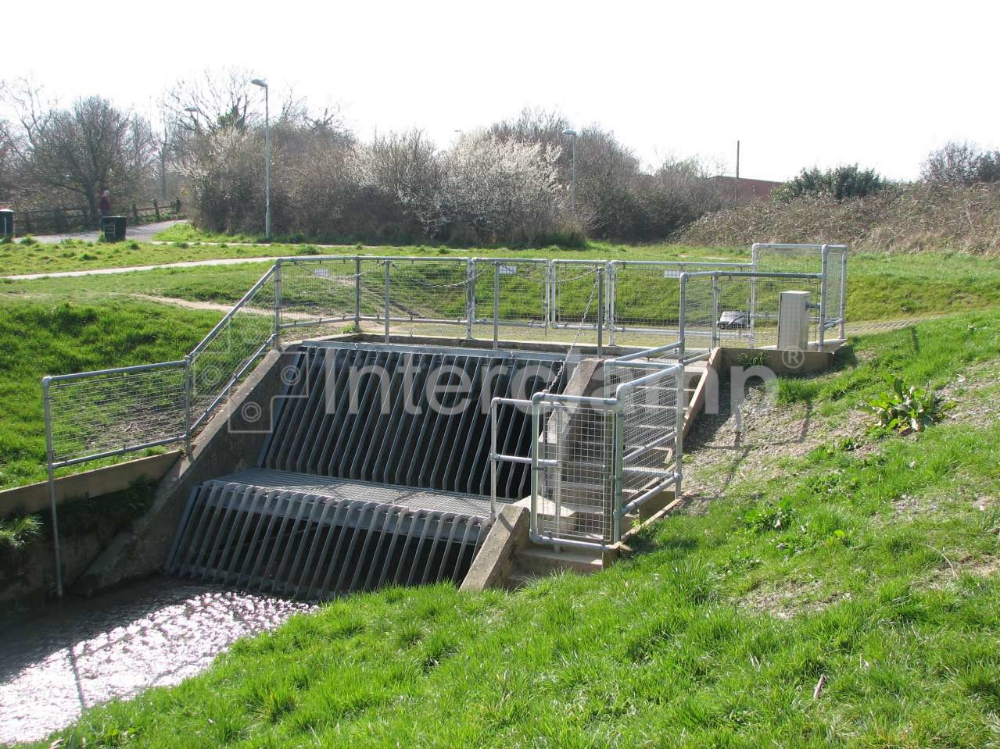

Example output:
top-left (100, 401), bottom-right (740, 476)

top-left (7, 0), bottom-right (998, 182)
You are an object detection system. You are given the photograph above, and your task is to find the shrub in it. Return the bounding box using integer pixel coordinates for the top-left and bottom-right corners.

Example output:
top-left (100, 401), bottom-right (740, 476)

top-left (0, 514), bottom-right (41, 552)
top-left (921, 141), bottom-right (1000, 187)
top-left (866, 376), bottom-right (948, 435)
top-left (773, 165), bottom-right (889, 202)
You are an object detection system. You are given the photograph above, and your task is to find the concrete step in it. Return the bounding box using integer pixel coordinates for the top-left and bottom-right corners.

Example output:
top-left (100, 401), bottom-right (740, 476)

top-left (517, 545), bottom-right (607, 575)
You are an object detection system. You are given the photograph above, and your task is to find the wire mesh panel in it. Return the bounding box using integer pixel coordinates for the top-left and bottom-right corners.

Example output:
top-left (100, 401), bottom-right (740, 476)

top-left (823, 246), bottom-right (848, 338)
top-left (754, 243), bottom-right (826, 274)
top-left (678, 273), bottom-right (718, 360)
top-left (536, 401), bottom-right (615, 544)
top-left (385, 257), bottom-right (471, 337)
top-left (607, 365), bottom-right (681, 516)
top-left (742, 274), bottom-right (824, 349)
top-left (549, 261), bottom-right (606, 347)
top-left (189, 267), bottom-right (278, 429)
top-left (278, 257), bottom-right (366, 333)
top-left (610, 261), bottom-right (750, 347)
top-left (471, 259), bottom-right (549, 341)
top-left (45, 362), bottom-right (188, 467)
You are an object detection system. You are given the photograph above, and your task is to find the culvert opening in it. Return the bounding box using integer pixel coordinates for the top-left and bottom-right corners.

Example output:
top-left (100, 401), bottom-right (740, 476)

top-left (165, 341), bottom-right (574, 599)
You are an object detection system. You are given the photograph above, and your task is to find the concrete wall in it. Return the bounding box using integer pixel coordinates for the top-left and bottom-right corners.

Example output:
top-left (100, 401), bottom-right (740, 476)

top-left (0, 452), bottom-right (180, 518)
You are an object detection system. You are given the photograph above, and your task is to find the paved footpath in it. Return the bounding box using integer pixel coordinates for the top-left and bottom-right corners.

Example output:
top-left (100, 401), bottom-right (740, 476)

top-left (31, 219), bottom-right (187, 245)
top-left (4, 255), bottom-right (279, 282)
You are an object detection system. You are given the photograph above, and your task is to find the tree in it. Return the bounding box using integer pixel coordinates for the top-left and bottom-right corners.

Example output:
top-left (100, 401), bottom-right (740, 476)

top-left (0, 118), bottom-right (16, 204)
top-left (2, 81), bottom-right (157, 215)
top-left (774, 165), bottom-right (888, 202)
top-left (439, 132), bottom-right (562, 243)
top-left (921, 141), bottom-right (1000, 187)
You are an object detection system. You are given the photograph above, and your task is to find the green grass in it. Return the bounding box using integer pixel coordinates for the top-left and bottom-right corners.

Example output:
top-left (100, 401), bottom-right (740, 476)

top-left (0, 300), bottom-right (220, 489)
top-left (6, 232), bottom-right (1000, 323)
top-left (29, 311), bottom-right (1000, 747)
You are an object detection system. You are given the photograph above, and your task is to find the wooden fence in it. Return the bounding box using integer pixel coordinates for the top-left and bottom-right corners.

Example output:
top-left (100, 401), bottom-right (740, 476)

top-left (9, 199), bottom-right (185, 235)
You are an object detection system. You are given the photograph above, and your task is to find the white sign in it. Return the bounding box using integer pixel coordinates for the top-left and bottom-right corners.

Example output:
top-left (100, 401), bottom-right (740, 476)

top-left (314, 268), bottom-right (330, 278)
top-left (499, 264), bottom-right (517, 275)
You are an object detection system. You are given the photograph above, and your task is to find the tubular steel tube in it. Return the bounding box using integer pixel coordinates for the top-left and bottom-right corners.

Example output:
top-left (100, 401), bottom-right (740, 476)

top-left (490, 399), bottom-right (498, 521)
top-left (355, 257), bottom-right (362, 329)
top-left (840, 249), bottom-right (848, 341)
top-left (612, 409), bottom-right (623, 543)
top-left (42, 377), bottom-right (63, 598)
top-left (274, 259), bottom-right (283, 350)
top-left (383, 260), bottom-right (391, 342)
top-left (597, 266), bottom-right (604, 357)
top-left (493, 262), bottom-right (500, 349)
top-left (819, 245), bottom-right (828, 349)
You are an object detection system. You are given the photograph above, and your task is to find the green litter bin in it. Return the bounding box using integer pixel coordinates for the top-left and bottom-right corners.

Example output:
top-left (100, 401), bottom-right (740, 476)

top-left (0, 210), bottom-right (12, 239)
top-left (102, 215), bottom-right (127, 242)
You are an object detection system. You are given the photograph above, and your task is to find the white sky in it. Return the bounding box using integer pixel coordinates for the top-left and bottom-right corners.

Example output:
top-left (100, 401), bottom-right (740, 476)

top-left (7, 0), bottom-right (999, 182)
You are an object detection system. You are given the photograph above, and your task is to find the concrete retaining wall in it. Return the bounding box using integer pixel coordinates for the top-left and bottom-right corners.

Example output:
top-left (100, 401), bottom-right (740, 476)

top-left (0, 452), bottom-right (181, 518)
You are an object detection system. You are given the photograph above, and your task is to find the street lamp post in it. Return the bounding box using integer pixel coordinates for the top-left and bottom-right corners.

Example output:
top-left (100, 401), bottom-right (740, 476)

top-left (251, 78), bottom-right (272, 241)
top-left (562, 128), bottom-right (577, 215)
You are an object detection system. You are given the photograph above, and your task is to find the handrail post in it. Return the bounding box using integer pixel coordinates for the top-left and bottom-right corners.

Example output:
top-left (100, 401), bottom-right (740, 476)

top-left (711, 273), bottom-right (720, 350)
top-left (273, 260), bottom-right (283, 350)
top-left (607, 262), bottom-right (616, 347)
top-left (42, 377), bottom-right (63, 598)
top-left (489, 400), bottom-right (498, 521)
top-left (183, 354), bottom-right (193, 456)
top-left (678, 273), bottom-right (687, 363)
top-left (597, 266), bottom-right (604, 357)
top-left (354, 257), bottom-right (362, 330)
top-left (492, 261), bottom-right (500, 349)
top-left (612, 409), bottom-right (623, 544)
top-left (819, 245), bottom-right (828, 349)
top-left (383, 260), bottom-right (391, 343)
top-left (530, 401), bottom-right (539, 539)
top-left (839, 248), bottom-right (848, 341)
top-left (466, 259), bottom-right (476, 340)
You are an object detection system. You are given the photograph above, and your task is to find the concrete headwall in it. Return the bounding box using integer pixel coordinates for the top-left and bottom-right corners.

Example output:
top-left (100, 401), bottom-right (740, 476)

top-left (0, 452), bottom-right (180, 518)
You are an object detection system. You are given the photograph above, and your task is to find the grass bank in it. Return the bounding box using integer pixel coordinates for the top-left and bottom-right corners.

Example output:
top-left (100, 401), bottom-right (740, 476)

top-left (6, 234), bottom-right (1000, 323)
top-left (0, 300), bottom-right (219, 489)
top-left (32, 310), bottom-right (1000, 747)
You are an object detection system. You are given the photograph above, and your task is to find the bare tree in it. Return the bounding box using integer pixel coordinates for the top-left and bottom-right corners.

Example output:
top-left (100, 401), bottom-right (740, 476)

top-left (0, 117), bottom-right (16, 204)
top-left (921, 141), bottom-right (1000, 187)
top-left (2, 80), bottom-right (158, 215)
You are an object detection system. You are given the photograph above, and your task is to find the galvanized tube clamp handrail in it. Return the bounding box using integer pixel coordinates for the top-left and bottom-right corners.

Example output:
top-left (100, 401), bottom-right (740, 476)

top-left (42, 359), bottom-right (187, 383)
top-left (189, 265), bottom-right (278, 358)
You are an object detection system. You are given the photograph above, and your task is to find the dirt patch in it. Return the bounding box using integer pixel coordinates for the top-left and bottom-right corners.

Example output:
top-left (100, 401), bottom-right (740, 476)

top-left (739, 578), bottom-right (851, 620)
top-left (683, 379), bottom-right (867, 504)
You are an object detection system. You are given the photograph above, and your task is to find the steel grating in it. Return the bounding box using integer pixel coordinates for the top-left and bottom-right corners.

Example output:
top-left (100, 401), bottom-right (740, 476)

top-left (167, 343), bottom-right (570, 599)
top-left (259, 342), bottom-right (571, 499)
top-left (165, 477), bottom-right (489, 599)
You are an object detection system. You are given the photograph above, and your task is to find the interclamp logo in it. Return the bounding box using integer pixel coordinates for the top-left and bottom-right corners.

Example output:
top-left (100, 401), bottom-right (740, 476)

top-left (225, 350), bottom-right (313, 434)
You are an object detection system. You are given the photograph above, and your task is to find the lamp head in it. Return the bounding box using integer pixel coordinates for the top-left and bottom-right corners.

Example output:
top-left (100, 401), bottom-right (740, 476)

top-left (562, 128), bottom-right (577, 137)
top-left (251, 79), bottom-right (268, 89)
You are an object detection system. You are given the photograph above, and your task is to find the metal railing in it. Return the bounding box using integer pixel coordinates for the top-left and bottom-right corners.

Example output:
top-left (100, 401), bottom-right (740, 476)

top-left (39, 244), bottom-right (848, 584)
top-left (490, 342), bottom-right (684, 549)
